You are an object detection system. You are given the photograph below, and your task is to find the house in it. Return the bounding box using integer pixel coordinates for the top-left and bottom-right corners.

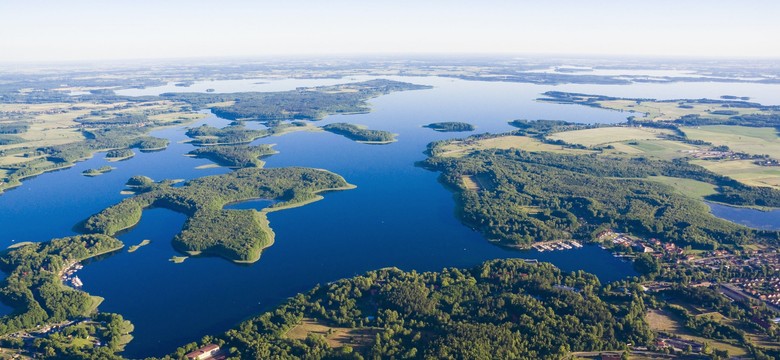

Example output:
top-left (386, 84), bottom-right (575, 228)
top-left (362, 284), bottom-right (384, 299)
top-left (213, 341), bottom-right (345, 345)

top-left (186, 344), bottom-right (220, 360)
top-left (633, 244), bottom-right (653, 253)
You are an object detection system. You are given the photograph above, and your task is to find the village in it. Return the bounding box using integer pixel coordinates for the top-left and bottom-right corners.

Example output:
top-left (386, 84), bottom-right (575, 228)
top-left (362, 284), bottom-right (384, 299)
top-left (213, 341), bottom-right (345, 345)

top-left (691, 249), bottom-right (780, 312)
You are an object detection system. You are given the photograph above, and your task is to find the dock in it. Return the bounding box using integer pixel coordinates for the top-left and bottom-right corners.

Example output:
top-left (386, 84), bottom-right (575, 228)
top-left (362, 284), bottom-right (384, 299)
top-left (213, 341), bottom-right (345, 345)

top-left (531, 240), bottom-right (583, 252)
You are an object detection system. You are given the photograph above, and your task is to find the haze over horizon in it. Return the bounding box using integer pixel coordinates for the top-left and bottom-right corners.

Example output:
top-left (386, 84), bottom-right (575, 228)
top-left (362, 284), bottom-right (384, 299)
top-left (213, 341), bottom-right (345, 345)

top-left (2, 0), bottom-right (779, 63)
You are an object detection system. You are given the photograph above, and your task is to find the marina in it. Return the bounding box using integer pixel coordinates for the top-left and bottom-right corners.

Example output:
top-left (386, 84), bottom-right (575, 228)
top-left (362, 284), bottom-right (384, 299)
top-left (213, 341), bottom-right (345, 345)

top-left (531, 240), bottom-right (583, 252)
top-left (60, 261), bottom-right (85, 288)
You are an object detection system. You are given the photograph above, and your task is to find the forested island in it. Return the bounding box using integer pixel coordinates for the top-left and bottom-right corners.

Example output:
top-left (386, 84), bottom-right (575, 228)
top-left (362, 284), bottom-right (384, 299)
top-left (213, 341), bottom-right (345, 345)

top-left (188, 145), bottom-right (276, 168)
top-left (105, 149), bottom-right (135, 161)
top-left (423, 121), bottom-right (475, 132)
top-left (82, 168), bottom-right (354, 263)
top-left (185, 124), bottom-right (267, 145)
top-left (322, 123), bottom-right (396, 144)
top-left (82, 166), bottom-right (114, 177)
top-left (164, 79), bottom-right (431, 122)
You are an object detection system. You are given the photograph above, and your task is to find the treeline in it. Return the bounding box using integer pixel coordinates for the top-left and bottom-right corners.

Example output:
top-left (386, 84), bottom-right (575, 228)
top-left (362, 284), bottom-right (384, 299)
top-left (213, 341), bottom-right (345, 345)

top-left (189, 145), bottom-right (276, 168)
top-left (674, 113), bottom-right (780, 128)
top-left (0, 122), bottom-right (29, 134)
top-left (82, 167), bottom-right (352, 262)
top-left (323, 123), bottom-right (395, 143)
top-left (160, 259), bottom-right (652, 359)
top-left (0, 235), bottom-right (123, 335)
top-left (538, 91), bottom-right (780, 128)
top-left (424, 122), bottom-right (475, 132)
top-left (0, 135), bottom-right (24, 145)
top-left (163, 79), bottom-right (431, 122)
top-left (76, 113), bottom-right (148, 126)
top-left (508, 119), bottom-right (599, 135)
top-left (424, 149), bottom-right (779, 248)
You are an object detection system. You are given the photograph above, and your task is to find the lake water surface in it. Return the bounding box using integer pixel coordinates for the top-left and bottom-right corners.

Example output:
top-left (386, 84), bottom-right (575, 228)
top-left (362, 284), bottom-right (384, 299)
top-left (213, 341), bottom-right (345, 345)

top-left (1, 76), bottom-right (778, 357)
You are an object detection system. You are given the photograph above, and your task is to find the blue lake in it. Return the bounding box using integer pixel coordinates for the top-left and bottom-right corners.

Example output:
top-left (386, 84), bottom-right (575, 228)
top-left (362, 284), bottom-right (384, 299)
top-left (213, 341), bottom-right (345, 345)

top-left (1, 76), bottom-right (778, 357)
top-left (707, 202), bottom-right (780, 231)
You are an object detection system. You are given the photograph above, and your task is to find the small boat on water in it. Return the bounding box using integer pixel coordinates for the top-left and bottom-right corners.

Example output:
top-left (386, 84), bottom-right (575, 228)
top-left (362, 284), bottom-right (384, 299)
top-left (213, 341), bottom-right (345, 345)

top-left (71, 276), bottom-right (83, 287)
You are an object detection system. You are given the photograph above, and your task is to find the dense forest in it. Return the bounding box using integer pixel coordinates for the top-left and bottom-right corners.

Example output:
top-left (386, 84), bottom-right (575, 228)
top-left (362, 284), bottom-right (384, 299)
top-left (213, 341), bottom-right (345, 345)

top-left (423, 148), bottom-right (779, 248)
top-left (423, 122), bottom-right (475, 132)
top-left (322, 123), bottom-right (396, 143)
top-left (188, 145), bottom-right (276, 168)
top-left (105, 148), bottom-right (134, 159)
top-left (160, 259), bottom-right (652, 360)
top-left (82, 168), bottom-right (353, 262)
top-left (0, 235), bottom-right (124, 335)
top-left (185, 124), bottom-right (268, 145)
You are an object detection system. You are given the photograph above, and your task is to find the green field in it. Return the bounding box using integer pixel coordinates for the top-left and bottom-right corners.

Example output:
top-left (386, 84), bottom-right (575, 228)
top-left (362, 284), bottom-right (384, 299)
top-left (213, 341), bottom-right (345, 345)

top-left (437, 134), bottom-right (594, 157)
top-left (610, 139), bottom-right (698, 160)
top-left (693, 159), bottom-right (780, 189)
top-left (646, 176), bottom-right (718, 199)
top-left (598, 98), bottom-right (768, 122)
top-left (681, 125), bottom-right (780, 159)
top-left (547, 126), bottom-right (674, 147)
top-left (548, 126), bottom-right (698, 160)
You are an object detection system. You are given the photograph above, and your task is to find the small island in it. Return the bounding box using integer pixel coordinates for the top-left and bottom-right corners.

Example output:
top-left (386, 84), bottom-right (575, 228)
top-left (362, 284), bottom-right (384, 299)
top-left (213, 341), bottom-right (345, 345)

top-left (169, 256), bottom-right (188, 263)
top-left (82, 165), bottom-right (115, 177)
top-left (424, 121), bottom-right (475, 132)
top-left (127, 239), bottom-right (150, 253)
top-left (133, 136), bottom-right (169, 152)
top-left (105, 148), bottom-right (135, 161)
top-left (322, 123), bottom-right (396, 144)
top-left (185, 124), bottom-right (267, 145)
top-left (188, 145), bottom-right (277, 168)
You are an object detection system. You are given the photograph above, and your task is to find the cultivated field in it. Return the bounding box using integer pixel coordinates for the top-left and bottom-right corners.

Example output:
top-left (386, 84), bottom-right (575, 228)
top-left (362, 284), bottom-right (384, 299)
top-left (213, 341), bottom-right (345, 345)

top-left (681, 125), bottom-right (780, 159)
top-left (597, 99), bottom-right (771, 122)
top-left (607, 139), bottom-right (697, 160)
top-left (438, 135), bottom-right (594, 157)
top-left (693, 159), bottom-right (780, 189)
top-left (547, 126), bottom-right (674, 147)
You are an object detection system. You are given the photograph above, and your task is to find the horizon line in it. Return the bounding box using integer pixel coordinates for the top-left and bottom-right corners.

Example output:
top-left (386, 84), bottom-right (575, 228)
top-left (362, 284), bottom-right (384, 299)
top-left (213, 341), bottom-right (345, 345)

top-left (2, 52), bottom-right (780, 68)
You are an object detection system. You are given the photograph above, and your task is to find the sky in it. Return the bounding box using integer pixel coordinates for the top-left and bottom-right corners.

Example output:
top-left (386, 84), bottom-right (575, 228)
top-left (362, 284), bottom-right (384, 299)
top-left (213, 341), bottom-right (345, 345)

top-left (1, 0), bottom-right (779, 62)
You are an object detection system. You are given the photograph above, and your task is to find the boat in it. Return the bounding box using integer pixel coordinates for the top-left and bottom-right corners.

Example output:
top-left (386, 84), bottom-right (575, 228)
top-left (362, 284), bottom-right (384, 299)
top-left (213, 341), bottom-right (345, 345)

top-left (71, 276), bottom-right (83, 287)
